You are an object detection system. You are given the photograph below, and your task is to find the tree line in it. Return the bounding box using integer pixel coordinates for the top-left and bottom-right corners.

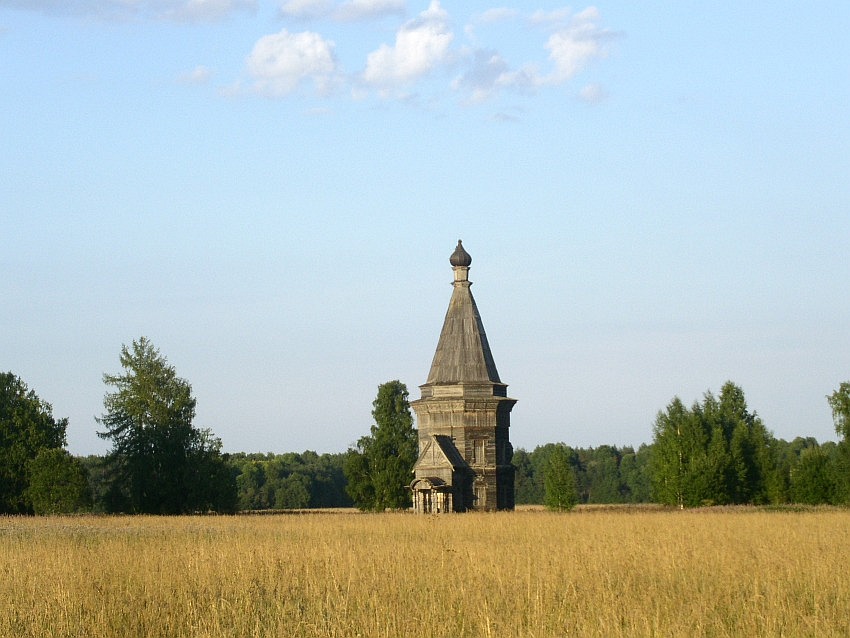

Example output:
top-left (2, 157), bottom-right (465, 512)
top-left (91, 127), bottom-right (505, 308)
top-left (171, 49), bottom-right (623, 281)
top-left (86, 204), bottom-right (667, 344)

top-left (512, 436), bottom-right (846, 508)
top-left (3, 337), bottom-right (850, 514)
top-left (516, 380), bottom-right (850, 509)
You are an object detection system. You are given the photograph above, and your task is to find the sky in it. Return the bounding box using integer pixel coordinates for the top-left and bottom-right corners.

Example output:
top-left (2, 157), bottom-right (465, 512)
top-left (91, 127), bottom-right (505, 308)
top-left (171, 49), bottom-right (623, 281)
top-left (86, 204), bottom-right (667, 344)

top-left (2, 1), bottom-right (849, 457)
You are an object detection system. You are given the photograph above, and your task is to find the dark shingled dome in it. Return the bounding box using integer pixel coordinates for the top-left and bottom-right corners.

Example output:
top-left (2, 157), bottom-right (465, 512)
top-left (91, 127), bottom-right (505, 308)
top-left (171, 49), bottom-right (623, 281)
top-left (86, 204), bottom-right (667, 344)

top-left (449, 239), bottom-right (472, 267)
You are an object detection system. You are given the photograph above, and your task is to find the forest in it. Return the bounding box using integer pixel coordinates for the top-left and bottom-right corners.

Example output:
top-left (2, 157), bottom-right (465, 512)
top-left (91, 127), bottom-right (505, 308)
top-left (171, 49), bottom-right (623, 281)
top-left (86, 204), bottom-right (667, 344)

top-left (3, 337), bottom-right (850, 514)
top-left (11, 436), bottom-right (850, 515)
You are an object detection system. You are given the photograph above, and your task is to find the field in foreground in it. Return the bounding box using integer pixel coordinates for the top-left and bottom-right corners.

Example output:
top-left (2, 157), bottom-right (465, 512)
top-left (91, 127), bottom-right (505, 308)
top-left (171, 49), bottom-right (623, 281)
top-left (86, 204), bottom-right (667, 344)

top-left (2, 508), bottom-right (850, 637)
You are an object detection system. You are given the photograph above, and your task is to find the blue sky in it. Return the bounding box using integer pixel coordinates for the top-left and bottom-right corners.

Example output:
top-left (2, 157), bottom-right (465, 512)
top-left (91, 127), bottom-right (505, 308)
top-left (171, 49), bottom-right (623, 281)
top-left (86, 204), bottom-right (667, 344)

top-left (2, 1), bottom-right (849, 456)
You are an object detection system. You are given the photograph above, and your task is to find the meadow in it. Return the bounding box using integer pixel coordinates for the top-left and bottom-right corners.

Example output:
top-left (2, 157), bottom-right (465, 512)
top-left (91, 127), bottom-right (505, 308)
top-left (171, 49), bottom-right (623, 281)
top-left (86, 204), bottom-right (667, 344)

top-left (2, 507), bottom-right (849, 637)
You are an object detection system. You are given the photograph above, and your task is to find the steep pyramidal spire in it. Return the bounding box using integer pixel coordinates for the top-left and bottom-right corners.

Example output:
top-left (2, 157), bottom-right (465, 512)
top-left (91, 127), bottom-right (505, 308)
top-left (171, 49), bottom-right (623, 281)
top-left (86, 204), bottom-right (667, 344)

top-left (426, 240), bottom-right (501, 384)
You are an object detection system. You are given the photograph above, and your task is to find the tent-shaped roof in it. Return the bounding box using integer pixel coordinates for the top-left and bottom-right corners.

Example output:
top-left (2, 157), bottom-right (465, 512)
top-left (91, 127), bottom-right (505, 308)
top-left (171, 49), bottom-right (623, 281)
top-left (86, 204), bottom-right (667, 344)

top-left (425, 241), bottom-right (501, 385)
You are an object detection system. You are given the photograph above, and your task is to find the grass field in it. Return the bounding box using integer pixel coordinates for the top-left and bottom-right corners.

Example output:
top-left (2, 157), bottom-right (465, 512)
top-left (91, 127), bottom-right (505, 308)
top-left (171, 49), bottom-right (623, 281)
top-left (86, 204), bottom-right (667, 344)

top-left (2, 507), bottom-right (849, 637)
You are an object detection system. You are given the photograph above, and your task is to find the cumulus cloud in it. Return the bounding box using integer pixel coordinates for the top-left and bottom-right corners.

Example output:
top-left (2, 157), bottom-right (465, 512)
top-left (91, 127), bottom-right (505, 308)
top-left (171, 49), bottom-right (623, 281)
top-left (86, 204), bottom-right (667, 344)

top-left (242, 3), bottom-right (613, 106)
top-left (452, 5), bottom-right (612, 103)
top-left (7, 0), bottom-right (616, 111)
top-left (1, 0), bottom-right (255, 21)
top-left (451, 49), bottom-right (536, 103)
top-left (247, 29), bottom-right (338, 96)
top-left (362, 0), bottom-right (452, 87)
top-left (452, 49), bottom-right (509, 101)
top-left (542, 7), bottom-right (609, 84)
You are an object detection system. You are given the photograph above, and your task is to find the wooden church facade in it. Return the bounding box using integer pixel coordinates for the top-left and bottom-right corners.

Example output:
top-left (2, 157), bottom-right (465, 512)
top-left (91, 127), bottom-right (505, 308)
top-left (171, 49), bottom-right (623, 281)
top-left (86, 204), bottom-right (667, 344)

top-left (410, 241), bottom-right (516, 512)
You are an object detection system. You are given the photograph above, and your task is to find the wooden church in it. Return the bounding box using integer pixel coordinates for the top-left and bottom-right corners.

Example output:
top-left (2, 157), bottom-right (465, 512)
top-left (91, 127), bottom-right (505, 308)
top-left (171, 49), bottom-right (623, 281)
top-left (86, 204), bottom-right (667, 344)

top-left (410, 240), bottom-right (516, 512)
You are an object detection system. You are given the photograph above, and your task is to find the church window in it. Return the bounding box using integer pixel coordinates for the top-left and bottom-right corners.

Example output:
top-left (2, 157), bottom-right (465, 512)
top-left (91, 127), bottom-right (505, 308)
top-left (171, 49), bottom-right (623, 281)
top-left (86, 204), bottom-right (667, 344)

top-left (472, 439), bottom-right (485, 465)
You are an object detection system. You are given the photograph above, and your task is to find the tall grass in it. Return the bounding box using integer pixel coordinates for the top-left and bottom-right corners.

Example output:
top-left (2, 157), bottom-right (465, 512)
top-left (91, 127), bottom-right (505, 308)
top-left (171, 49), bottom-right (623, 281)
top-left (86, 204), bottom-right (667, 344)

top-left (2, 508), bottom-right (849, 637)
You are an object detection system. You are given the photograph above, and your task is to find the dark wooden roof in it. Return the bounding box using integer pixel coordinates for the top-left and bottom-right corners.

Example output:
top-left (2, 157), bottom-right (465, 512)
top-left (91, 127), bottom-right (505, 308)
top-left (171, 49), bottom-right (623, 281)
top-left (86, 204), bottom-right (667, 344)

top-left (433, 435), bottom-right (467, 468)
top-left (425, 279), bottom-right (501, 385)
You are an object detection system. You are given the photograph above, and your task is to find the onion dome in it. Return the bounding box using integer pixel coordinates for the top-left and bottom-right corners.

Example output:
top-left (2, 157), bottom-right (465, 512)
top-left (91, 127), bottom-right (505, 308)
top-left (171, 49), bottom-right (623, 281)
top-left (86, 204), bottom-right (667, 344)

top-left (449, 239), bottom-right (472, 267)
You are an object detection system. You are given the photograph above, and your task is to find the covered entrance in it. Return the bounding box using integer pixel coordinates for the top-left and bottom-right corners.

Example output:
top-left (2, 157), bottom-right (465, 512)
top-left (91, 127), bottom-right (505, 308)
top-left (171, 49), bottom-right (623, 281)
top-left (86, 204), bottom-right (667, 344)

top-left (411, 477), bottom-right (453, 514)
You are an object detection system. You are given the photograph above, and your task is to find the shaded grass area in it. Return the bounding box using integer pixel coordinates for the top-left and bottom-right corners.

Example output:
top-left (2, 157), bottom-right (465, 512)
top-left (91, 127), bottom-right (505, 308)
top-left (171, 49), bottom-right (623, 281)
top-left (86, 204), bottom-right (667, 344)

top-left (2, 508), bottom-right (849, 637)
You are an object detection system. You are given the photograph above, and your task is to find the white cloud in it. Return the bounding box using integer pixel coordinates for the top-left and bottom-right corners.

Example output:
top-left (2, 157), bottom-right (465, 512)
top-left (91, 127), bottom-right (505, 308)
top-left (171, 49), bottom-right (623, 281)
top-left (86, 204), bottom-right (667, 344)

top-left (543, 7), bottom-right (609, 84)
top-left (452, 5), bottom-right (613, 103)
top-left (244, 3), bottom-right (612, 106)
top-left (451, 49), bottom-right (536, 103)
top-left (247, 29), bottom-right (338, 96)
top-left (362, 0), bottom-right (452, 87)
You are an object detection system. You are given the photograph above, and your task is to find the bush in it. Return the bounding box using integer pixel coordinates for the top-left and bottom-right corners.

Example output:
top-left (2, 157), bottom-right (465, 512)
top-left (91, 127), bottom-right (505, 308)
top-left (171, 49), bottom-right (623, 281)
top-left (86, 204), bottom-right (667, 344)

top-left (27, 448), bottom-right (92, 515)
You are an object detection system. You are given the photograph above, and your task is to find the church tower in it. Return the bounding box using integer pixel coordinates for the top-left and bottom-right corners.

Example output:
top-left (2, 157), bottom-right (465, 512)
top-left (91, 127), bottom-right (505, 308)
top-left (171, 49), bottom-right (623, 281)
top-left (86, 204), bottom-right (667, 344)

top-left (410, 240), bottom-right (516, 513)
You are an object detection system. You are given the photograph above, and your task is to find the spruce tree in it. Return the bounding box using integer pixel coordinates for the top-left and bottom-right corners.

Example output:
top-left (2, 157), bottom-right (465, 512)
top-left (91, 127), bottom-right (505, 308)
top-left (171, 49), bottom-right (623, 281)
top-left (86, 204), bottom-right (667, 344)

top-left (343, 380), bottom-right (417, 511)
top-left (544, 445), bottom-right (578, 511)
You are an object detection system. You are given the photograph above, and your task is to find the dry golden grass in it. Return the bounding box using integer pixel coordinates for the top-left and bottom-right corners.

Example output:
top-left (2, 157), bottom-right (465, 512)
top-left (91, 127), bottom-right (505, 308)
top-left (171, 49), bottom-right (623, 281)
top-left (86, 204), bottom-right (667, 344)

top-left (2, 508), bottom-right (850, 637)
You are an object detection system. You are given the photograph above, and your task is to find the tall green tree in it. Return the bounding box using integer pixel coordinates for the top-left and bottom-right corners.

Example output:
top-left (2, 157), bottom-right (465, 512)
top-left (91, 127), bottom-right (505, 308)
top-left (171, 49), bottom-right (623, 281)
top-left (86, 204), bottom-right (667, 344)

top-left (343, 380), bottom-right (417, 511)
top-left (98, 337), bottom-right (236, 514)
top-left (650, 383), bottom-right (775, 507)
top-left (827, 382), bottom-right (850, 440)
top-left (713, 381), bottom-right (772, 504)
top-left (543, 445), bottom-right (578, 511)
top-left (650, 397), bottom-right (709, 508)
top-left (791, 445), bottom-right (837, 505)
top-left (827, 382), bottom-right (850, 502)
top-left (0, 372), bottom-right (68, 514)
